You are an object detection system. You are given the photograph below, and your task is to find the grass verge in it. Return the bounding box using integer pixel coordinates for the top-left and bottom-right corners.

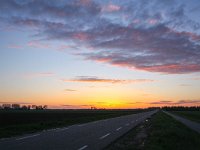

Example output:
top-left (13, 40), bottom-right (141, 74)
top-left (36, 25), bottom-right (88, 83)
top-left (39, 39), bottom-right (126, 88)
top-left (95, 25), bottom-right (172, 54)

top-left (105, 111), bottom-right (200, 150)
top-left (171, 111), bottom-right (200, 123)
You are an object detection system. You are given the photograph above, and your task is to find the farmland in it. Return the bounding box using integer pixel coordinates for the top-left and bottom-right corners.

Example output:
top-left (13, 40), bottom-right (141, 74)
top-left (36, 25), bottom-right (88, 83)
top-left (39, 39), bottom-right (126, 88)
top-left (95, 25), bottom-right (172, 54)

top-left (0, 109), bottom-right (148, 138)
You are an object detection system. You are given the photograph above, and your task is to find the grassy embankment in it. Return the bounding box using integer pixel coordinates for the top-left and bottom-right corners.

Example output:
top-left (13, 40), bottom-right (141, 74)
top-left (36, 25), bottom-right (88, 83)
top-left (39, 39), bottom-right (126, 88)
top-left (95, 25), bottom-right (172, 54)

top-left (0, 109), bottom-right (145, 138)
top-left (171, 111), bottom-right (200, 123)
top-left (106, 111), bottom-right (200, 150)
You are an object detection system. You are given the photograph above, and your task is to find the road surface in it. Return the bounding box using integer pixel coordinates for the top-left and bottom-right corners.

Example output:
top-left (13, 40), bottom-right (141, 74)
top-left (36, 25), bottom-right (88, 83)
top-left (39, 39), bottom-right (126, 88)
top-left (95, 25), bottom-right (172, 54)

top-left (163, 111), bottom-right (200, 134)
top-left (0, 110), bottom-right (157, 150)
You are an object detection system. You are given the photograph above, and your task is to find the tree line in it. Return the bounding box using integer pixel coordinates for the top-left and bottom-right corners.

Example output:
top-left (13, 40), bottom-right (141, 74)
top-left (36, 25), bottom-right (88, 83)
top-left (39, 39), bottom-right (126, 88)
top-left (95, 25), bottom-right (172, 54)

top-left (0, 104), bottom-right (47, 110)
top-left (162, 106), bottom-right (200, 111)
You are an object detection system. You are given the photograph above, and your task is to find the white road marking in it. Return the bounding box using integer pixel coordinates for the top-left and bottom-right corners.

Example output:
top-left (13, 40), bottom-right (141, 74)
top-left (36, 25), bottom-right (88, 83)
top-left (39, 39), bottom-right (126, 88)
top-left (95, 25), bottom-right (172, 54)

top-left (78, 145), bottom-right (88, 150)
top-left (116, 127), bottom-right (122, 131)
top-left (99, 133), bottom-right (110, 140)
top-left (16, 134), bottom-right (40, 140)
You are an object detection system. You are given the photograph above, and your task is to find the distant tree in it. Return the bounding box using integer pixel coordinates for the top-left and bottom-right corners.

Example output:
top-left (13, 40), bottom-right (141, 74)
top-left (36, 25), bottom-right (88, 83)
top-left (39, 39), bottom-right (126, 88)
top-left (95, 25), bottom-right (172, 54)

top-left (2, 104), bottom-right (11, 109)
top-left (12, 104), bottom-right (20, 109)
top-left (91, 106), bottom-right (97, 110)
top-left (162, 106), bottom-right (200, 111)
top-left (36, 105), bottom-right (43, 110)
top-left (21, 105), bottom-right (28, 110)
top-left (43, 105), bottom-right (48, 109)
top-left (27, 105), bottom-right (31, 110)
top-left (147, 107), bottom-right (160, 110)
top-left (31, 105), bottom-right (37, 109)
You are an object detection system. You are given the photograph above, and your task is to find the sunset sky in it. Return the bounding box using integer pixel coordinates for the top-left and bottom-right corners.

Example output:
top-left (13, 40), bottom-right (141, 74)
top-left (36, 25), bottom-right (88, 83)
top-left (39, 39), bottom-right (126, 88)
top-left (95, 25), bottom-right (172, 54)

top-left (0, 0), bottom-right (200, 109)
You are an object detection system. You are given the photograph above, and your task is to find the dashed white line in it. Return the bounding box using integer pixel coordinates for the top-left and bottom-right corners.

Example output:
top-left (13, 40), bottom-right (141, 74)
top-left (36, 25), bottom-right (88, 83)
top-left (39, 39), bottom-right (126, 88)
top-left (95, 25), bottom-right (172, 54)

top-left (116, 127), bottom-right (122, 131)
top-left (99, 133), bottom-right (110, 140)
top-left (78, 145), bottom-right (88, 150)
top-left (16, 134), bottom-right (40, 140)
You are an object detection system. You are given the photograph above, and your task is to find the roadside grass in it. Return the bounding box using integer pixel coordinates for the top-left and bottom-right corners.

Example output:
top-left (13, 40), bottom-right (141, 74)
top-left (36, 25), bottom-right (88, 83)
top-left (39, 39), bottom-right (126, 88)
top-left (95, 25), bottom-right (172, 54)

top-left (0, 109), bottom-right (145, 138)
top-left (105, 115), bottom-right (152, 150)
top-left (105, 111), bottom-right (200, 150)
top-left (171, 111), bottom-right (200, 123)
top-left (144, 111), bottom-right (200, 150)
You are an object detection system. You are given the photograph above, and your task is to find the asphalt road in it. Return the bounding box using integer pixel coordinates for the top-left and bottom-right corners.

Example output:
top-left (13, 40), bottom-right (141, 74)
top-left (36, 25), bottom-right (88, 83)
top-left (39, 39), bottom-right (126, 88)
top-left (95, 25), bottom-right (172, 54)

top-left (163, 111), bottom-right (200, 134)
top-left (0, 110), bottom-right (157, 150)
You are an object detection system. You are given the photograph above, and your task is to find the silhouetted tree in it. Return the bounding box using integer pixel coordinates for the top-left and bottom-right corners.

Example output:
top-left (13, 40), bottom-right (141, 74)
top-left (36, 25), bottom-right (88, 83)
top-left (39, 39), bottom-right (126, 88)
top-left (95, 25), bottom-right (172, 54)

top-left (43, 105), bottom-right (48, 109)
top-left (2, 104), bottom-right (11, 109)
top-left (21, 105), bottom-right (28, 110)
top-left (12, 104), bottom-right (20, 109)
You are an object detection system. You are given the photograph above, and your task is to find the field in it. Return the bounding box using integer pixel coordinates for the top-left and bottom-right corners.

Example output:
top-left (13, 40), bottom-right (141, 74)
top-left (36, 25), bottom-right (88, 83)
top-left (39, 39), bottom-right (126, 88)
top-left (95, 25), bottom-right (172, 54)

top-left (105, 111), bottom-right (200, 150)
top-left (0, 109), bottom-right (146, 138)
top-left (171, 111), bottom-right (200, 123)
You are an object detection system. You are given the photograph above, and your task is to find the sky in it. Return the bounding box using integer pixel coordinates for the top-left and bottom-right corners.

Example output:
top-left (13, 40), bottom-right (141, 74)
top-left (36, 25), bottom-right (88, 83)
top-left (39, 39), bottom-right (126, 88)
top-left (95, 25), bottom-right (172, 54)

top-left (0, 0), bottom-right (200, 109)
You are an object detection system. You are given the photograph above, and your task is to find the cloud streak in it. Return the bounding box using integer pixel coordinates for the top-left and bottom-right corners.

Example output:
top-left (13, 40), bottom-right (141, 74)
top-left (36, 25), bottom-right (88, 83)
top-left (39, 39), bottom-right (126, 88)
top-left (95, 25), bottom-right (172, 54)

top-left (64, 89), bottom-right (77, 92)
top-left (24, 72), bottom-right (55, 78)
top-left (61, 104), bottom-right (95, 108)
top-left (8, 44), bottom-right (23, 49)
top-left (150, 100), bottom-right (200, 105)
top-left (62, 76), bottom-right (154, 84)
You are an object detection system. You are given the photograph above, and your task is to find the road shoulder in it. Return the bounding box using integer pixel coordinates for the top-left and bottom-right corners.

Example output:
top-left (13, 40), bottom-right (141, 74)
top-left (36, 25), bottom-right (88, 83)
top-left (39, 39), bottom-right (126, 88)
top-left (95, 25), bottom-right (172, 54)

top-left (163, 111), bottom-right (200, 134)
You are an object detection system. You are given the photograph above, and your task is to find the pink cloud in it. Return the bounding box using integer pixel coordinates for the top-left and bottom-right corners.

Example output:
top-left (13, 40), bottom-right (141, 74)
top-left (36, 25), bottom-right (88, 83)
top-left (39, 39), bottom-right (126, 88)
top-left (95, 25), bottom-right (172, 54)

top-left (27, 41), bottom-right (50, 49)
top-left (57, 45), bottom-right (73, 51)
top-left (102, 4), bottom-right (121, 12)
top-left (148, 19), bottom-right (158, 25)
top-left (141, 64), bottom-right (200, 74)
top-left (8, 44), bottom-right (23, 49)
top-left (132, 19), bottom-right (140, 24)
top-left (79, 0), bottom-right (91, 5)
top-left (73, 32), bottom-right (90, 41)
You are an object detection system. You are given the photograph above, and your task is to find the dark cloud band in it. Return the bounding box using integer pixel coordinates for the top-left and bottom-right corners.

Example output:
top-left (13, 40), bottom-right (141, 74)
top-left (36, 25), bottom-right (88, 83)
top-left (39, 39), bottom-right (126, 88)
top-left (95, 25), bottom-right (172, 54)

top-left (1, 0), bottom-right (200, 74)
